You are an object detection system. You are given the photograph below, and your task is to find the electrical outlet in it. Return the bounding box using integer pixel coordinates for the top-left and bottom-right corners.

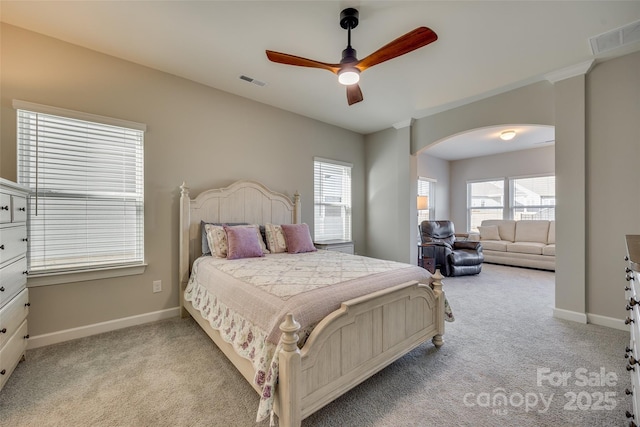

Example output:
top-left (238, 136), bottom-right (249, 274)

top-left (152, 280), bottom-right (162, 293)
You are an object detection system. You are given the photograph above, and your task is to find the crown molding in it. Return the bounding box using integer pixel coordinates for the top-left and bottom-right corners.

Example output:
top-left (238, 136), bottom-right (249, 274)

top-left (392, 118), bottom-right (414, 129)
top-left (545, 60), bottom-right (595, 83)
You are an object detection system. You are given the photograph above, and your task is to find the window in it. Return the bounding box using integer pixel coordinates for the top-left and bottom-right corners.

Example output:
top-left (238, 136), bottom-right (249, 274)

top-left (417, 177), bottom-right (436, 224)
top-left (467, 179), bottom-right (504, 232)
top-left (510, 175), bottom-right (555, 220)
top-left (314, 158), bottom-right (352, 242)
top-left (15, 100), bottom-right (145, 275)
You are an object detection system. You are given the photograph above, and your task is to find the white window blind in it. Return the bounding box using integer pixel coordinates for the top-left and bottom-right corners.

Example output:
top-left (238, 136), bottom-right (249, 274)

top-left (467, 179), bottom-right (504, 232)
top-left (314, 158), bottom-right (352, 242)
top-left (510, 175), bottom-right (555, 220)
top-left (16, 103), bottom-right (145, 274)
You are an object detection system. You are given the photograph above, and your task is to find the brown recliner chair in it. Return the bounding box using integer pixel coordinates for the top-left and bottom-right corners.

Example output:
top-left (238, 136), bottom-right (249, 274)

top-left (420, 220), bottom-right (484, 277)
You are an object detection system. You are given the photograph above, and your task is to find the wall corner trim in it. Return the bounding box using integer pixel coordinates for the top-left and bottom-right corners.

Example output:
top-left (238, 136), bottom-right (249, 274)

top-left (553, 307), bottom-right (588, 324)
top-left (26, 307), bottom-right (180, 349)
top-left (392, 118), bottom-right (415, 129)
top-left (545, 60), bottom-right (595, 83)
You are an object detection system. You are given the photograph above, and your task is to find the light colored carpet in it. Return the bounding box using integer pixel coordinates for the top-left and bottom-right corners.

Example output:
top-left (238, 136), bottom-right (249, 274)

top-left (0, 264), bottom-right (630, 426)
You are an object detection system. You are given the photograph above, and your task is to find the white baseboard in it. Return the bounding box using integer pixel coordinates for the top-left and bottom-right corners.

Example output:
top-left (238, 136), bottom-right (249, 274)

top-left (553, 308), bottom-right (628, 331)
top-left (587, 313), bottom-right (628, 331)
top-left (27, 307), bottom-right (181, 350)
top-left (553, 308), bottom-right (588, 324)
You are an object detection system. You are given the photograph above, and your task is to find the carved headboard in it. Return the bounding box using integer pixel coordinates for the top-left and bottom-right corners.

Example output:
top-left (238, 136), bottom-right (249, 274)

top-left (178, 180), bottom-right (301, 303)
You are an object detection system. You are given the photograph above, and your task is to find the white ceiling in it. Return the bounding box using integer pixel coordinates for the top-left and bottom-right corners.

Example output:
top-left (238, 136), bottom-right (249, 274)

top-left (2, 1), bottom-right (640, 159)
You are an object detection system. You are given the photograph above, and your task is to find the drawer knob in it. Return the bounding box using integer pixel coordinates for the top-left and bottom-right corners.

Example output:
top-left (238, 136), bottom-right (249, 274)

top-left (0, 369), bottom-right (5, 375)
top-left (22, 238), bottom-right (28, 242)
top-left (18, 207), bottom-right (25, 212)
top-left (626, 317), bottom-right (635, 325)
top-left (628, 267), bottom-right (633, 273)
top-left (627, 388), bottom-right (634, 395)
top-left (626, 256), bottom-right (631, 261)
top-left (0, 245), bottom-right (4, 250)
top-left (627, 286), bottom-right (632, 291)
top-left (23, 334), bottom-right (29, 339)
top-left (627, 410), bottom-right (635, 419)
top-left (630, 356), bottom-right (639, 365)
top-left (628, 275), bottom-right (635, 281)
top-left (0, 328), bottom-right (6, 334)
top-left (0, 287), bottom-right (4, 292)
top-left (22, 271), bottom-right (28, 275)
top-left (627, 365), bottom-right (636, 371)
top-left (0, 205), bottom-right (8, 211)
top-left (630, 297), bottom-right (639, 307)
top-left (25, 302), bottom-right (30, 307)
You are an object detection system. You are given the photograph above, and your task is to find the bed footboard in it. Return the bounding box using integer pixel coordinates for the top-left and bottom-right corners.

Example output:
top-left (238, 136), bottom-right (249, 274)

top-left (277, 271), bottom-right (445, 427)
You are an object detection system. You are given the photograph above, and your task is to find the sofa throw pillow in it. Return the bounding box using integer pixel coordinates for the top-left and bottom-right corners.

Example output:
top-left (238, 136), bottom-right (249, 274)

top-left (478, 225), bottom-right (501, 241)
top-left (224, 226), bottom-right (265, 260)
top-left (281, 223), bottom-right (317, 254)
top-left (265, 223), bottom-right (287, 253)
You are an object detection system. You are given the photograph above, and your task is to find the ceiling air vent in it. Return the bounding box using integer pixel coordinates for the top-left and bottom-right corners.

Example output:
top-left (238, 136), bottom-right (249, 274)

top-left (239, 75), bottom-right (267, 87)
top-left (589, 19), bottom-right (640, 55)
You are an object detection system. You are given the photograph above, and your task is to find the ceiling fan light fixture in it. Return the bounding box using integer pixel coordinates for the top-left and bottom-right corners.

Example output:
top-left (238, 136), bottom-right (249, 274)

top-left (500, 130), bottom-right (517, 141)
top-left (338, 68), bottom-right (360, 85)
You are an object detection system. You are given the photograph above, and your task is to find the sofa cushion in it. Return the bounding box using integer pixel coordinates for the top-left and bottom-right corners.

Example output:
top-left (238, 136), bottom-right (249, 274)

top-left (547, 221), bottom-right (555, 244)
top-left (507, 242), bottom-right (546, 255)
top-left (542, 244), bottom-right (556, 256)
top-left (515, 221), bottom-right (550, 244)
top-left (481, 220), bottom-right (516, 242)
top-left (480, 240), bottom-right (509, 252)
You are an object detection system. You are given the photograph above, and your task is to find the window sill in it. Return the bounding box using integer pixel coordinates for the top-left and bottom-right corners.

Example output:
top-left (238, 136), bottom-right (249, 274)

top-left (27, 263), bottom-right (147, 287)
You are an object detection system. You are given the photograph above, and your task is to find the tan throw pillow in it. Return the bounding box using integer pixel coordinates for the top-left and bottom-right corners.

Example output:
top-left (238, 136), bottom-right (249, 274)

top-left (478, 225), bottom-right (501, 241)
top-left (265, 223), bottom-right (287, 253)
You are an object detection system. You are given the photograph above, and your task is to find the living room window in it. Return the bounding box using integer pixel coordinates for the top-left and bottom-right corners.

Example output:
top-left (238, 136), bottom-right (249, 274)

top-left (467, 179), bottom-right (504, 232)
top-left (417, 177), bottom-right (435, 224)
top-left (15, 100), bottom-right (145, 277)
top-left (314, 158), bottom-right (352, 242)
top-left (510, 175), bottom-right (555, 221)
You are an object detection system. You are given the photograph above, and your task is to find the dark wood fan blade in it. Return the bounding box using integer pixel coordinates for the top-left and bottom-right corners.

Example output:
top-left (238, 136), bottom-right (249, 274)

top-left (346, 84), bottom-right (363, 105)
top-left (356, 27), bottom-right (437, 71)
top-left (266, 50), bottom-right (341, 74)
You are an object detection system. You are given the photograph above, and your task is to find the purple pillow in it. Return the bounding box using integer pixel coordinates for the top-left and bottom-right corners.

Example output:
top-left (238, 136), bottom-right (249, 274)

top-left (281, 223), bottom-right (317, 254)
top-left (224, 226), bottom-right (265, 260)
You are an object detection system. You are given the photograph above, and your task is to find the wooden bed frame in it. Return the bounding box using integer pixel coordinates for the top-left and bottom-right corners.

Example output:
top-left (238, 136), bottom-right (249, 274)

top-left (179, 180), bottom-right (446, 426)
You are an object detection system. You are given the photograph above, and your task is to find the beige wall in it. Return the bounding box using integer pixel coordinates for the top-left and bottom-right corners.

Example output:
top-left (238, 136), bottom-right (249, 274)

top-left (586, 52), bottom-right (640, 319)
top-left (417, 154), bottom-right (450, 221)
top-left (0, 24), bottom-right (365, 336)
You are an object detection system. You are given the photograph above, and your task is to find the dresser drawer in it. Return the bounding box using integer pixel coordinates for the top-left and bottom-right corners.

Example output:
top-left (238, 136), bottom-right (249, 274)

top-left (0, 193), bottom-right (10, 224)
top-left (0, 225), bottom-right (28, 265)
top-left (0, 289), bottom-right (29, 349)
top-left (0, 257), bottom-right (28, 309)
top-left (0, 319), bottom-right (27, 390)
top-left (11, 195), bottom-right (27, 223)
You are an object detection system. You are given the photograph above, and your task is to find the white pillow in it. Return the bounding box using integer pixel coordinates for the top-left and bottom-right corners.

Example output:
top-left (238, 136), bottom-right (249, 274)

top-left (478, 225), bottom-right (501, 241)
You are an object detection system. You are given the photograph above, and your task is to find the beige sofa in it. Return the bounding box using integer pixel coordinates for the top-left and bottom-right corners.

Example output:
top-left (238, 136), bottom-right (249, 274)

top-left (469, 220), bottom-right (555, 271)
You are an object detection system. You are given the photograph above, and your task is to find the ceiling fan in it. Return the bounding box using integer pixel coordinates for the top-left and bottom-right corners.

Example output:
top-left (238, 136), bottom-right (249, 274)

top-left (266, 8), bottom-right (438, 106)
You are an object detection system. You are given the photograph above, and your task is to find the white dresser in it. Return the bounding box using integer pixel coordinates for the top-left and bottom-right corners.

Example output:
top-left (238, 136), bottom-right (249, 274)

top-left (0, 178), bottom-right (30, 392)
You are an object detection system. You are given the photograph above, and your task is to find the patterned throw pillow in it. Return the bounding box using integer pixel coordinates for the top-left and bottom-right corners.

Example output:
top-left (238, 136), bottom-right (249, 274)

top-left (281, 223), bottom-right (317, 254)
top-left (265, 223), bottom-right (287, 253)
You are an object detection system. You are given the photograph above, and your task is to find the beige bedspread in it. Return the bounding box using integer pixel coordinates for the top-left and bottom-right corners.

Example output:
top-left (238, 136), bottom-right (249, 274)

top-left (184, 250), bottom-right (438, 422)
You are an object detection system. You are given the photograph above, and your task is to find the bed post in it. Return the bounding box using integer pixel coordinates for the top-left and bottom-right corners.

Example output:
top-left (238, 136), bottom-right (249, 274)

top-left (293, 192), bottom-right (301, 224)
top-left (278, 314), bottom-right (302, 427)
top-left (179, 182), bottom-right (191, 318)
top-left (430, 269), bottom-right (445, 348)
